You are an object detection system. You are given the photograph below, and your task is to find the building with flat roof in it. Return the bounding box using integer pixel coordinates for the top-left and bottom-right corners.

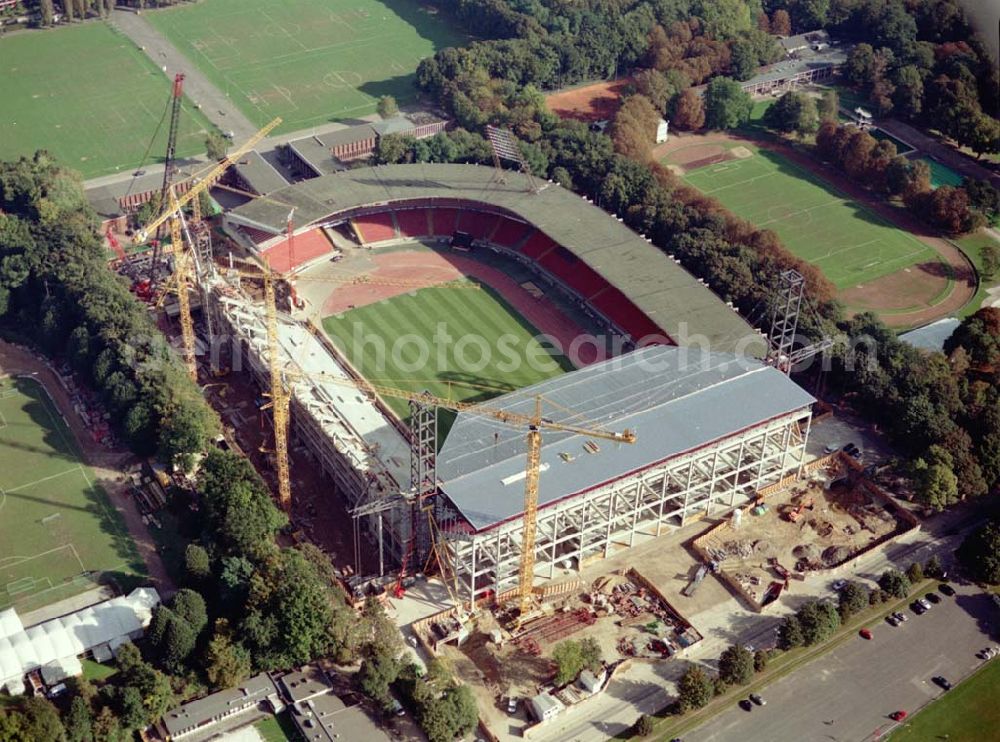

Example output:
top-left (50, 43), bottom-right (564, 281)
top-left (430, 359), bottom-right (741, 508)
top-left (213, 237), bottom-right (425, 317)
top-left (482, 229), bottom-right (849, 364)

top-left (160, 673), bottom-right (283, 741)
top-left (278, 665), bottom-right (391, 742)
top-left (228, 150), bottom-right (289, 196)
top-left (741, 31), bottom-right (847, 96)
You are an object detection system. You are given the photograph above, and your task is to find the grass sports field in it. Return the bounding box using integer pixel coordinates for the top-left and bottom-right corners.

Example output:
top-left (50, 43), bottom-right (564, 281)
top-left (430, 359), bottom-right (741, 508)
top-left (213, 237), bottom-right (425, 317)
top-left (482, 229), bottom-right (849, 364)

top-left (0, 377), bottom-right (144, 613)
top-left (148, 0), bottom-right (466, 133)
top-left (0, 22), bottom-right (212, 178)
top-left (890, 658), bottom-right (1000, 740)
top-left (681, 146), bottom-right (937, 289)
top-left (322, 284), bottom-right (573, 426)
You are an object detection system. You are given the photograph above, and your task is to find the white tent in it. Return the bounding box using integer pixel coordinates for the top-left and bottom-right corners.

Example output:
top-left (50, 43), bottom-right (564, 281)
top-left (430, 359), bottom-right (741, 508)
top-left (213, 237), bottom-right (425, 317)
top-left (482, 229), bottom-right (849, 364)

top-left (0, 587), bottom-right (160, 692)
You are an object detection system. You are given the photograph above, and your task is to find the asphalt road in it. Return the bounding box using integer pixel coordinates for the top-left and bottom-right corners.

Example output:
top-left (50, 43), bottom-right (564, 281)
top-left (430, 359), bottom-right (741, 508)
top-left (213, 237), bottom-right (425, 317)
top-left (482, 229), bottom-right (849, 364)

top-left (689, 582), bottom-right (998, 742)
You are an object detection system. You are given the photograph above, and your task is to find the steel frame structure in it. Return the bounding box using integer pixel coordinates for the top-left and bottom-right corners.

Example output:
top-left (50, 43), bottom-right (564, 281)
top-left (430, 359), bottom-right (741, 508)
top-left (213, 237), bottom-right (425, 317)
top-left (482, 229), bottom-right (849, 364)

top-left (443, 407), bottom-right (812, 604)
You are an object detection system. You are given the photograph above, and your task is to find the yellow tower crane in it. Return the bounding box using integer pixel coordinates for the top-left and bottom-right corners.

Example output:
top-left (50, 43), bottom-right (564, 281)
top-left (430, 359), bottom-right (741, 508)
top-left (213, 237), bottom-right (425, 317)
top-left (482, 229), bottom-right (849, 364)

top-left (273, 366), bottom-right (637, 615)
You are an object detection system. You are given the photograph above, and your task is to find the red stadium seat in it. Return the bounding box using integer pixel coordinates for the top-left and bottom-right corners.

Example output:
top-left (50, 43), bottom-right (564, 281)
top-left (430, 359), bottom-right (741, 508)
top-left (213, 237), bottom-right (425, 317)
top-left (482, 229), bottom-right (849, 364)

top-left (520, 232), bottom-right (558, 260)
top-left (430, 208), bottom-right (461, 237)
top-left (538, 246), bottom-right (609, 298)
top-left (491, 218), bottom-right (533, 248)
top-left (456, 211), bottom-right (500, 240)
top-left (353, 213), bottom-right (396, 244)
top-left (592, 287), bottom-right (663, 340)
top-left (395, 209), bottom-right (431, 239)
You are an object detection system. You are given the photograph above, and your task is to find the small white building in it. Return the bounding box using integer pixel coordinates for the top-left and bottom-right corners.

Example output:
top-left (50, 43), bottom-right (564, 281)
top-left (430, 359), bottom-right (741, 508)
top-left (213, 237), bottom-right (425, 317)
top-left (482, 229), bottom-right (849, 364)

top-left (656, 118), bottom-right (670, 144)
top-left (529, 693), bottom-right (565, 722)
top-left (576, 668), bottom-right (607, 696)
top-left (853, 107), bottom-right (873, 129)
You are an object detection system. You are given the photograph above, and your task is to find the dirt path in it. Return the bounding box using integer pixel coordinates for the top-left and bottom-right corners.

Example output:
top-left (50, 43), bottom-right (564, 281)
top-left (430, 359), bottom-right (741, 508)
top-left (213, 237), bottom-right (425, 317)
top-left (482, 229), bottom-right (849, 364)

top-left (0, 340), bottom-right (176, 599)
top-left (654, 132), bottom-right (977, 329)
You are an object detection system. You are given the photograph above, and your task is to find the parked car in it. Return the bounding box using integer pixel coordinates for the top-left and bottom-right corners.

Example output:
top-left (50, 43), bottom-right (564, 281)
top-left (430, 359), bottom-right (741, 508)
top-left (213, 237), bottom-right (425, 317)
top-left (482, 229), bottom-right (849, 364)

top-left (824, 442), bottom-right (840, 454)
top-left (939, 584), bottom-right (956, 597)
top-left (842, 443), bottom-right (859, 455)
top-left (885, 615), bottom-right (900, 627)
top-left (926, 592), bottom-right (941, 604)
top-left (832, 579), bottom-right (847, 591)
top-left (893, 611), bottom-right (908, 623)
top-left (918, 597), bottom-right (932, 610)
top-left (507, 697), bottom-right (518, 714)
top-left (912, 602), bottom-right (926, 615)
top-left (932, 676), bottom-right (952, 690)
top-left (749, 693), bottom-right (766, 706)
top-left (739, 699), bottom-right (754, 712)
top-left (859, 628), bottom-right (873, 640)
top-left (890, 710), bottom-right (908, 722)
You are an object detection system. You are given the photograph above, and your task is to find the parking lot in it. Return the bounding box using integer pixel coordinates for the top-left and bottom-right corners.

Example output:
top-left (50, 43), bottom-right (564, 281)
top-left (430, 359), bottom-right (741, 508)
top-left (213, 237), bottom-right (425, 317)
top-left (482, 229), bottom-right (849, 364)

top-left (689, 580), bottom-right (999, 742)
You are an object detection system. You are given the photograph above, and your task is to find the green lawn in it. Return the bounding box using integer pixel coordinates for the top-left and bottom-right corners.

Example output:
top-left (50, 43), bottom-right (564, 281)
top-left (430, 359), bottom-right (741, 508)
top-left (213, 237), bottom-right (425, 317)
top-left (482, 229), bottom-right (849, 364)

top-left (80, 659), bottom-right (117, 682)
top-left (680, 145), bottom-right (937, 289)
top-left (255, 713), bottom-right (300, 742)
top-left (952, 230), bottom-right (1000, 316)
top-left (0, 22), bottom-right (213, 178)
top-left (321, 283), bottom-right (573, 428)
top-left (0, 377), bottom-right (145, 613)
top-left (890, 658), bottom-right (1000, 741)
top-left (147, 0), bottom-right (466, 133)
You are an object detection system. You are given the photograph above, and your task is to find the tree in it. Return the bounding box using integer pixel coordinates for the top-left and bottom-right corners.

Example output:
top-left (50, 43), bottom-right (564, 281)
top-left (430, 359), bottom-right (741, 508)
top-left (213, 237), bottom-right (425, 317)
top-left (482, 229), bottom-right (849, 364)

top-left (963, 114), bottom-right (1000, 159)
top-left (19, 698), bottom-right (65, 742)
top-left (912, 455), bottom-right (959, 511)
top-left (838, 581), bottom-right (869, 619)
top-left (671, 89), bottom-right (705, 131)
top-left (117, 686), bottom-right (147, 731)
top-left (878, 569), bottom-right (912, 599)
top-left (753, 649), bottom-right (768, 673)
top-left (983, 244), bottom-right (1000, 279)
top-left (770, 9), bottom-right (791, 36)
top-left (205, 132), bottom-right (228, 161)
top-left (728, 38), bottom-right (758, 81)
top-left (846, 43), bottom-right (875, 87)
top-left (777, 614), bottom-right (804, 650)
top-left (172, 589), bottom-right (208, 635)
top-left (376, 95), bottom-right (399, 118)
top-left (946, 308), bottom-right (1000, 368)
top-left (924, 555), bottom-right (944, 580)
top-left (957, 520), bottom-right (1000, 584)
top-left (357, 647), bottom-right (401, 709)
top-left (921, 185), bottom-right (983, 234)
top-left (184, 543), bottom-right (212, 582)
top-left (718, 644), bottom-right (754, 685)
top-left (797, 600), bottom-right (840, 645)
top-left (892, 65), bottom-right (924, 119)
top-left (39, 0), bottom-right (55, 25)
top-left (677, 664), bottom-right (714, 710)
top-left (764, 91), bottom-right (818, 137)
top-left (634, 714), bottom-right (655, 736)
top-left (906, 561), bottom-right (924, 584)
top-left (552, 637), bottom-right (602, 685)
top-left (963, 178), bottom-right (1000, 223)
top-left (608, 94), bottom-right (660, 161)
top-left (704, 77), bottom-right (752, 130)
top-left (819, 89), bottom-right (839, 122)
top-left (202, 631), bottom-right (252, 690)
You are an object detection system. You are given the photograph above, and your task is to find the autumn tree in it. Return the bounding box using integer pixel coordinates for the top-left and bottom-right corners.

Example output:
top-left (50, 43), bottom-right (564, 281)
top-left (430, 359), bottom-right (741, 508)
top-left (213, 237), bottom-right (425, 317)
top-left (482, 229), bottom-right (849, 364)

top-left (770, 9), bottom-right (791, 36)
top-left (671, 88), bottom-right (705, 131)
top-left (608, 94), bottom-right (660, 161)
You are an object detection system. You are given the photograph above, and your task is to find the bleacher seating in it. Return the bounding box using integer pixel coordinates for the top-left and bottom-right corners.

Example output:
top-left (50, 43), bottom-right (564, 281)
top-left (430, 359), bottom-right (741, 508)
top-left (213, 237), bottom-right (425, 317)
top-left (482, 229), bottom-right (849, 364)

top-left (237, 225), bottom-right (278, 245)
top-left (490, 218), bottom-right (532, 248)
top-left (353, 213), bottom-right (396, 244)
top-left (395, 209), bottom-right (431, 239)
top-left (591, 288), bottom-right (663, 340)
top-left (430, 208), bottom-right (461, 237)
top-left (538, 246), bottom-right (609, 298)
top-left (519, 232), bottom-right (558, 260)
top-left (262, 229), bottom-right (334, 273)
top-left (456, 211), bottom-right (500, 241)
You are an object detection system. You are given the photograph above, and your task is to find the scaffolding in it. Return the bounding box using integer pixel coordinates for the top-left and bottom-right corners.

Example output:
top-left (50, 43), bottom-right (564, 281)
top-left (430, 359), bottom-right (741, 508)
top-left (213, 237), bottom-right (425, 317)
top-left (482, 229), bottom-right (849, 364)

top-left (444, 407), bottom-right (812, 604)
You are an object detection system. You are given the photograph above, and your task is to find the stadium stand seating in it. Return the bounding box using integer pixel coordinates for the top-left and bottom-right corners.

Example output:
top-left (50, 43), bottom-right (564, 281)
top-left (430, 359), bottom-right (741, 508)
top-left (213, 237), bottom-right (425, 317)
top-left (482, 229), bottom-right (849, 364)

top-left (538, 246), bottom-right (609, 298)
top-left (490, 218), bottom-right (533, 248)
top-left (395, 208), bottom-right (431, 239)
top-left (430, 208), bottom-right (461, 237)
top-left (591, 287), bottom-right (664, 340)
top-left (519, 231), bottom-right (558, 260)
top-left (352, 213), bottom-right (396, 244)
top-left (456, 211), bottom-right (500, 241)
top-left (237, 225), bottom-right (277, 245)
top-left (262, 229), bottom-right (335, 273)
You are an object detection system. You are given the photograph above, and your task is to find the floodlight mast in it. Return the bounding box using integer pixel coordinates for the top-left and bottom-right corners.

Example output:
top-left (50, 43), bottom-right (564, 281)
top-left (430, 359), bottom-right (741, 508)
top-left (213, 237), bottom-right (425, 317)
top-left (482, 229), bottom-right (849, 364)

top-left (486, 125), bottom-right (543, 193)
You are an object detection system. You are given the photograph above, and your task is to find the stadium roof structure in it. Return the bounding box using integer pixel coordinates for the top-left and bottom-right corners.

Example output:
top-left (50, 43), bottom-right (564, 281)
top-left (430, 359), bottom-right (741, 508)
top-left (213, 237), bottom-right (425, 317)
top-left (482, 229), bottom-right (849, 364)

top-left (226, 163), bottom-right (765, 356)
top-left (436, 346), bottom-right (815, 532)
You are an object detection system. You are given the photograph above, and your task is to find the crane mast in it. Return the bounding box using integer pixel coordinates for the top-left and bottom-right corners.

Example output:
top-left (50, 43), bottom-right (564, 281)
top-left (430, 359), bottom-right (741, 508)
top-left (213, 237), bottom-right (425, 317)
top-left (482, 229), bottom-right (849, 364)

top-left (150, 73), bottom-right (186, 285)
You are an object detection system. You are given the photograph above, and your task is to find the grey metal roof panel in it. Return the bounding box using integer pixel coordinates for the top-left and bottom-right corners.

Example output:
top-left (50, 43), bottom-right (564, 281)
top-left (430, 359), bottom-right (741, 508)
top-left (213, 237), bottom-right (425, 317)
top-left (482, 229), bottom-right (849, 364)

top-left (436, 346), bottom-right (814, 532)
top-left (226, 164), bottom-right (764, 356)
top-left (231, 150), bottom-right (289, 196)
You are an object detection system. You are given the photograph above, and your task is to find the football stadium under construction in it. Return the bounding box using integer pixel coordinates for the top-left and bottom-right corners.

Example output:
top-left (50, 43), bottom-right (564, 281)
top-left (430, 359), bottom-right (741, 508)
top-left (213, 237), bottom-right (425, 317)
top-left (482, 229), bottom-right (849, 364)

top-left (199, 162), bottom-right (817, 605)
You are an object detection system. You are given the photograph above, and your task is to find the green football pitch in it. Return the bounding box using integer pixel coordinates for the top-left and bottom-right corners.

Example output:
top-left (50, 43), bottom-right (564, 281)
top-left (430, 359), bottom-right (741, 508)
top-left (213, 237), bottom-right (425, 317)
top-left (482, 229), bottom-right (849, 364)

top-left (0, 377), bottom-right (145, 614)
top-left (148, 0), bottom-right (467, 133)
top-left (322, 284), bottom-right (573, 426)
top-left (0, 22), bottom-right (213, 178)
top-left (681, 147), bottom-right (937, 289)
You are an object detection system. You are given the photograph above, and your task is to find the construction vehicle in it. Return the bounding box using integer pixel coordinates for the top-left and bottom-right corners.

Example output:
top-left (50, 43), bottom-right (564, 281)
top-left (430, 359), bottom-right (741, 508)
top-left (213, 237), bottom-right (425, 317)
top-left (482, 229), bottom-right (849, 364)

top-left (785, 496), bottom-right (814, 523)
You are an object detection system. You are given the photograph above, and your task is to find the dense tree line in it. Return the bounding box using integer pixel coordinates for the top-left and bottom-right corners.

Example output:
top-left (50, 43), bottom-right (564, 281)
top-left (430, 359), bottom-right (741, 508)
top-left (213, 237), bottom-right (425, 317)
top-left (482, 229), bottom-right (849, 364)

top-left (814, 120), bottom-right (997, 234)
top-left (0, 153), bottom-right (219, 469)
